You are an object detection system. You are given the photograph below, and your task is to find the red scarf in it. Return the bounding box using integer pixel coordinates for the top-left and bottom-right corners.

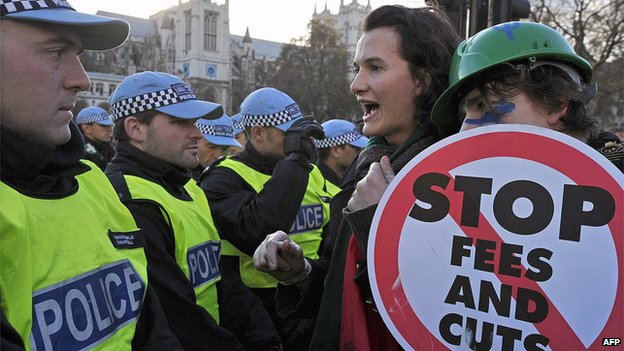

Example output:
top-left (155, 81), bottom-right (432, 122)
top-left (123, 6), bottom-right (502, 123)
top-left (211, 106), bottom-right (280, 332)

top-left (340, 235), bottom-right (401, 351)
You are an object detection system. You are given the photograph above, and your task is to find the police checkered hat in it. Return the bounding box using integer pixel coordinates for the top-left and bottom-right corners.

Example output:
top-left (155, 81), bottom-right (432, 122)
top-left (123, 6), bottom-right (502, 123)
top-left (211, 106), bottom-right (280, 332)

top-left (0, 0), bottom-right (129, 50)
top-left (230, 113), bottom-right (245, 135)
top-left (109, 71), bottom-right (223, 122)
top-left (195, 113), bottom-right (242, 148)
top-left (240, 87), bottom-right (302, 132)
top-left (314, 119), bottom-right (368, 149)
top-left (76, 106), bottom-right (113, 126)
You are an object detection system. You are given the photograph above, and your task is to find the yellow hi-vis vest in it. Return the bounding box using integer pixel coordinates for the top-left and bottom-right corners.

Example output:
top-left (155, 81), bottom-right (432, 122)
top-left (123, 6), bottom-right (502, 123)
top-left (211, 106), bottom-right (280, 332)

top-left (217, 159), bottom-right (331, 288)
top-left (324, 179), bottom-right (341, 197)
top-left (0, 161), bottom-right (148, 351)
top-left (122, 175), bottom-right (222, 322)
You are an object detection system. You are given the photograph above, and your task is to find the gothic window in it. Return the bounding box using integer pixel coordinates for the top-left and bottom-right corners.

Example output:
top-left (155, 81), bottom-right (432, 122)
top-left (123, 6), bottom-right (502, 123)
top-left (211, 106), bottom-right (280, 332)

top-left (185, 10), bottom-right (192, 52)
top-left (95, 83), bottom-right (104, 96)
top-left (204, 11), bottom-right (218, 52)
top-left (109, 84), bottom-right (117, 96)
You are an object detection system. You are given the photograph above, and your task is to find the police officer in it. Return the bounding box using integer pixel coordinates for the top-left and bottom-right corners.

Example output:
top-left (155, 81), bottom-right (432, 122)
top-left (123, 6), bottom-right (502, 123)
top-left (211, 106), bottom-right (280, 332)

top-left (196, 114), bottom-right (242, 169)
top-left (199, 87), bottom-right (329, 351)
top-left (76, 106), bottom-right (115, 170)
top-left (229, 112), bottom-right (247, 156)
top-left (314, 119), bottom-right (369, 196)
top-left (0, 2), bottom-right (182, 350)
top-left (191, 113), bottom-right (242, 180)
top-left (106, 71), bottom-right (281, 351)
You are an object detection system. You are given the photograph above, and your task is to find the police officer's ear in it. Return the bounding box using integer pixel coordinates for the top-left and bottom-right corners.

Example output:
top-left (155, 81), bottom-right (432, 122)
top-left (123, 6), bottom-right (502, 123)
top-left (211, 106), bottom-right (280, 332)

top-left (250, 125), bottom-right (266, 141)
top-left (330, 145), bottom-right (344, 159)
top-left (124, 116), bottom-right (147, 144)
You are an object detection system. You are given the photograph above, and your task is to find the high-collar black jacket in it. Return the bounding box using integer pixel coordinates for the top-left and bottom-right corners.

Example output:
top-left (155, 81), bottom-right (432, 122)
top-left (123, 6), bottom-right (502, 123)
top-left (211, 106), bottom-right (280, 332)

top-left (316, 160), bottom-right (341, 189)
top-left (198, 141), bottom-right (316, 255)
top-left (199, 141), bottom-right (328, 351)
top-left (106, 141), bottom-right (281, 351)
top-left (83, 136), bottom-right (115, 171)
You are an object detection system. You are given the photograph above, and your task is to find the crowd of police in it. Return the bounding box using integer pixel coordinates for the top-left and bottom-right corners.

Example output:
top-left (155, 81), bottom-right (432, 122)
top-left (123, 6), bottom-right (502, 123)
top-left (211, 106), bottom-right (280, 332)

top-left (1, 1), bottom-right (622, 351)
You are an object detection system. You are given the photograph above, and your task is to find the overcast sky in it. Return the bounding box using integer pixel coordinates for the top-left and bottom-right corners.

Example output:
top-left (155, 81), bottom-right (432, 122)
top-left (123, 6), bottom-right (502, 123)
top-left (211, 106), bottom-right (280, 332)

top-left (70, 0), bottom-right (425, 43)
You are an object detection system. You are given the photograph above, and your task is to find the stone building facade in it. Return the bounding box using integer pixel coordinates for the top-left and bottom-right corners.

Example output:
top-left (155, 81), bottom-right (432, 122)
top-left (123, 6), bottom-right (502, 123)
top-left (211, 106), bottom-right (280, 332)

top-left (80, 0), bottom-right (371, 115)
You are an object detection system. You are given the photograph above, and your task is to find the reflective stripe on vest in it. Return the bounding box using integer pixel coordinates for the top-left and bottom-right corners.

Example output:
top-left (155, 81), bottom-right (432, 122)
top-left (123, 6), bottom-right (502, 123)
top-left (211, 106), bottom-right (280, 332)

top-left (0, 161), bottom-right (147, 351)
top-left (123, 175), bottom-right (222, 322)
top-left (218, 158), bottom-right (330, 288)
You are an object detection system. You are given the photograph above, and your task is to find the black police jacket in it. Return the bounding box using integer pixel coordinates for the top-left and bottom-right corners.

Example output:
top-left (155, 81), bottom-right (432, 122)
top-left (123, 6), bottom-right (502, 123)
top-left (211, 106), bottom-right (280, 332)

top-left (106, 141), bottom-right (281, 351)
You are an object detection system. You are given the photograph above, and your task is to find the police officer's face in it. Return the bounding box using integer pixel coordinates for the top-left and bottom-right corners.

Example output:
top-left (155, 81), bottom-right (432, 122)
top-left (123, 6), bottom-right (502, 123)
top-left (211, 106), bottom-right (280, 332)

top-left (235, 131), bottom-right (248, 147)
top-left (261, 126), bottom-right (286, 159)
top-left (0, 20), bottom-right (90, 146)
top-left (141, 114), bottom-right (202, 169)
top-left (197, 138), bottom-right (228, 168)
top-left (84, 123), bottom-right (113, 143)
top-left (337, 144), bottom-right (360, 170)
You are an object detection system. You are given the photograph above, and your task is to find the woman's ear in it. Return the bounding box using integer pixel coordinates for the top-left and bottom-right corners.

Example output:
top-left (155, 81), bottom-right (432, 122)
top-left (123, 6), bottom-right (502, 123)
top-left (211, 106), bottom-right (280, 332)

top-left (414, 69), bottom-right (432, 96)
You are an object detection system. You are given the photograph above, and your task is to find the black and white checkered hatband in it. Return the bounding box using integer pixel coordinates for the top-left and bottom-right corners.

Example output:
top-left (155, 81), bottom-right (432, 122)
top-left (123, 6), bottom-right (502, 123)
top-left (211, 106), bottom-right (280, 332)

top-left (241, 103), bottom-right (301, 128)
top-left (111, 83), bottom-right (197, 121)
top-left (1, 0), bottom-right (73, 16)
top-left (80, 112), bottom-right (109, 124)
top-left (232, 120), bottom-right (245, 131)
top-left (315, 129), bottom-right (362, 148)
top-left (196, 123), bottom-right (235, 138)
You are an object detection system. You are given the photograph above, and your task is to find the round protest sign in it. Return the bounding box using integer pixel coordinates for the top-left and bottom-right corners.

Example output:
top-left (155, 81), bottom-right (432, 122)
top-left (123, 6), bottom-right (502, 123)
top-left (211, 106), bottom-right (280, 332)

top-left (368, 125), bottom-right (623, 351)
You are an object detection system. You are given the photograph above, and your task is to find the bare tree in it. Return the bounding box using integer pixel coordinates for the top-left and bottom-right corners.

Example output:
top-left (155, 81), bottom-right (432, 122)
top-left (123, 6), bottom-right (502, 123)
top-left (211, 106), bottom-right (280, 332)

top-left (531, 0), bottom-right (624, 127)
top-left (269, 19), bottom-right (360, 122)
top-left (532, 0), bottom-right (623, 69)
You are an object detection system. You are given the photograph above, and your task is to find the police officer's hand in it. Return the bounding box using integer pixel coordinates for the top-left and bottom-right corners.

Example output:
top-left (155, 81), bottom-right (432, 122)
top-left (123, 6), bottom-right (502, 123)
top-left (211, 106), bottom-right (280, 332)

top-left (253, 231), bottom-right (311, 285)
top-left (283, 116), bottom-right (324, 163)
top-left (347, 156), bottom-right (395, 212)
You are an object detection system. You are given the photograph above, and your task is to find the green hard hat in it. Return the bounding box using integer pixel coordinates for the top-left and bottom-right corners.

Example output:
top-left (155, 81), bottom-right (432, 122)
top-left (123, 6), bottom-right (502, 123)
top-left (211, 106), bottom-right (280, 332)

top-left (431, 21), bottom-right (592, 126)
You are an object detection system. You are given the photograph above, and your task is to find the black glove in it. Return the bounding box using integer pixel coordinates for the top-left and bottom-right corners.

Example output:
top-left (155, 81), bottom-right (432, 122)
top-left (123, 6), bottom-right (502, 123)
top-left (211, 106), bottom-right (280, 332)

top-left (283, 116), bottom-right (324, 163)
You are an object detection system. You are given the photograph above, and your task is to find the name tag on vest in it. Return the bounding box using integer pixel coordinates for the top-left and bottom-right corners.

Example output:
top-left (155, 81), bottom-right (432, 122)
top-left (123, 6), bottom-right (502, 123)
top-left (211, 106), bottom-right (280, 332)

top-left (108, 230), bottom-right (145, 249)
top-left (289, 204), bottom-right (324, 234)
top-left (187, 241), bottom-right (221, 288)
top-left (31, 260), bottom-right (145, 351)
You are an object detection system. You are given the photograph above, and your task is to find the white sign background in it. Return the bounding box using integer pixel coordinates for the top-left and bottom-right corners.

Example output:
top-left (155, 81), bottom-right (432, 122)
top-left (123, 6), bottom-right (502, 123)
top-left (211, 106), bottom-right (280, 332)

top-left (368, 125), bottom-right (623, 351)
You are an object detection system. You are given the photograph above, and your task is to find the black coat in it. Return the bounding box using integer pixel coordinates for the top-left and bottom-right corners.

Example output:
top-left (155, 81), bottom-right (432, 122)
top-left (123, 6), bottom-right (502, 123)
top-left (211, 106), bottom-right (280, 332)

top-left (82, 136), bottom-right (115, 171)
top-left (199, 141), bottom-right (327, 351)
top-left (106, 141), bottom-right (281, 351)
